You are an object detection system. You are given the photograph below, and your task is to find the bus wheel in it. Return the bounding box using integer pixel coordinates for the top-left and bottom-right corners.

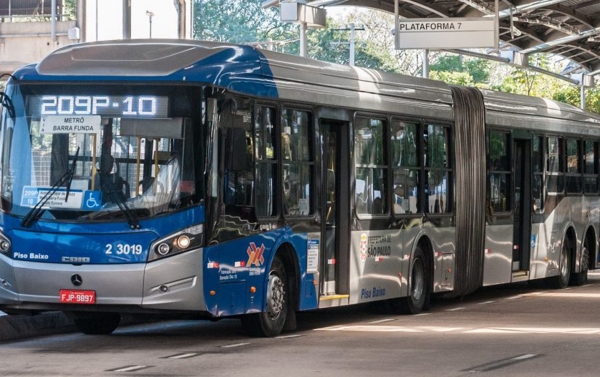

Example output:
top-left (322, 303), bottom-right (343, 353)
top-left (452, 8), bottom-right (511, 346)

top-left (72, 312), bottom-right (121, 335)
top-left (549, 241), bottom-right (571, 289)
top-left (399, 246), bottom-right (428, 314)
top-left (571, 238), bottom-right (589, 286)
top-left (241, 256), bottom-right (288, 337)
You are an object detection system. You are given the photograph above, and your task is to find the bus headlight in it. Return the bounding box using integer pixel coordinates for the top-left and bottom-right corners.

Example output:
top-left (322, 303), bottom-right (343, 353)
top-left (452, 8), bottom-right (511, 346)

top-left (176, 235), bottom-right (191, 249)
top-left (148, 224), bottom-right (203, 262)
top-left (0, 231), bottom-right (11, 255)
top-left (157, 243), bottom-right (171, 256)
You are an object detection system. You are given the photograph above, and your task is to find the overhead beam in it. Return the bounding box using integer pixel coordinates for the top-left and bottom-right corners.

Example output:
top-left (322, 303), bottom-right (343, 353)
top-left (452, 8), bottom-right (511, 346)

top-left (574, 0), bottom-right (600, 10)
top-left (461, 0), bottom-right (563, 18)
top-left (519, 26), bottom-right (600, 53)
top-left (528, 4), bottom-right (594, 28)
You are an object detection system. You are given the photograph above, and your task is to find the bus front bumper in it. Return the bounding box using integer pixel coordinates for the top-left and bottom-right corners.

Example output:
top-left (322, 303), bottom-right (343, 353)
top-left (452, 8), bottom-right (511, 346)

top-left (0, 248), bottom-right (206, 314)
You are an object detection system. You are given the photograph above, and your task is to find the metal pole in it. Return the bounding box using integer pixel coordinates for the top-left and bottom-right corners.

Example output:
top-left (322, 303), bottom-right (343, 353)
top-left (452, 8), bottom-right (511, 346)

top-left (495, 0), bottom-right (500, 53)
top-left (394, 0), bottom-right (399, 50)
top-left (422, 49), bottom-right (429, 78)
top-left (174, 0), bottom-right (186, 39)
top-left (146, 11), bottom-right (154, 39)
top-left (76, 0), bottom-right (86, 42)
top-left (299, 21), bottom-right (307, 57)
top-left (122, 0), bottom-right (131, 39)
top-left (51, 0), bottom-right (57, 43)
top-left (189, 0), bottom-right (194, 39)
top-left (95, 0), bottom-right (99, 41)
top-left (581, 84), bottom-right (586, 110)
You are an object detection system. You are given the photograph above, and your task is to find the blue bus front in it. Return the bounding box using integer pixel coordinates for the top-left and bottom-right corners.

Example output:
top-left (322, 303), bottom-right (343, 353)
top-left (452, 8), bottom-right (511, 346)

top-left (0, 81), bottom-right (211, 328)
top-left (0, 40), bottom-right (323, 337)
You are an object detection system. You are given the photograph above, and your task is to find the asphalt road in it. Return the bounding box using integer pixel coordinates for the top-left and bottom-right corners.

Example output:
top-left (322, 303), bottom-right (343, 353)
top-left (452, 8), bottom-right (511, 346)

top-left (2, 272), bottom-right (600, 376)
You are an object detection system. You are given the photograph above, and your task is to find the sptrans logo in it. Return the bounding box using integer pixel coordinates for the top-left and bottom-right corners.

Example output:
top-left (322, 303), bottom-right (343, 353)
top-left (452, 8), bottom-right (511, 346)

top-left (247, 242), bottom-right (265, 267)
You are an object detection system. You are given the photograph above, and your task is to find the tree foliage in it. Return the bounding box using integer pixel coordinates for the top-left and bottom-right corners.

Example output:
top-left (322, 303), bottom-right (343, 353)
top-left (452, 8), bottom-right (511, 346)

top-left (553, 85), bottom-right (600, 114)
top-left (193, 2), bottom-right (416, 74)
top-left (332, 9), bottom-right (421, 75)
top-left (306, 22), bottom-right (390, 69)
top-left (194, 0), bottom-right (297, 45)
top-left (494, 54), bottom-right (600, 113)
top-left (430, 71), bottom-right (474, 86)
top-left (63, 0), bottom-right (76, 20)
top-left (430, 55), bottom-right (490, 84)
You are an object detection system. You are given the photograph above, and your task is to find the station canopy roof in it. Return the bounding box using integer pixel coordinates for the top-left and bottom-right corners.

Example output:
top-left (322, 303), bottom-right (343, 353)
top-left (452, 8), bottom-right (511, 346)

top-left (266, 0), bottom-right (600, 82)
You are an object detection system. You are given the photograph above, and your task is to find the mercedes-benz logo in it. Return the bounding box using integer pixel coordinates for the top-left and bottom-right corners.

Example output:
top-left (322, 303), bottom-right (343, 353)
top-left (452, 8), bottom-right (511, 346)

top-left (71, 274), bottom-right (83, 286)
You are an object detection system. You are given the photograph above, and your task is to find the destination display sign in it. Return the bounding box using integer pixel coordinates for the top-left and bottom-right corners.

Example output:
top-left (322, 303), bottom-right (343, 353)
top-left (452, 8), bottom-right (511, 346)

top-left (40, 115), bottom-right (101, 134)
top-left (27, 95), bottom-right (169, 118)
top-left (21, 186), bottom-right (85, 209)
top-left (396, 18), bottom-right (495, 49)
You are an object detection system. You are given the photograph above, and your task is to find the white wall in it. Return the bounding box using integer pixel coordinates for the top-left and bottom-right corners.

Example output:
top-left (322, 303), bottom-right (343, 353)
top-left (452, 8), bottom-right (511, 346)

top-left (0, 0), bottom-right (193, 77)
top-left (0, 21), bottom-right (77, 75)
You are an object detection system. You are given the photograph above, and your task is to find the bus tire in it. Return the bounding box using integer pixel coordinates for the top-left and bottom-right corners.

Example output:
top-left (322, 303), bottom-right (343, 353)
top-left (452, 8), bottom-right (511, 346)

top-left (548, 240), bottom-right (571, 289)
top-left (72, 312), bottom-right (121, 335)
top-left (241, 256), bottom-right (288, 337)
top-left (571, 237), bottom-right (589, 286)
top-left (399, 245), bottom-right (428, 314)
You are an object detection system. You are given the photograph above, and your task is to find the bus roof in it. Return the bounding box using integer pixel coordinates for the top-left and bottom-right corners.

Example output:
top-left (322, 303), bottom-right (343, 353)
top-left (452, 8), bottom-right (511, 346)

top-left (10, 39), bottom-right (454, 120)
top-left (10, 39), bottom-right (600, 129)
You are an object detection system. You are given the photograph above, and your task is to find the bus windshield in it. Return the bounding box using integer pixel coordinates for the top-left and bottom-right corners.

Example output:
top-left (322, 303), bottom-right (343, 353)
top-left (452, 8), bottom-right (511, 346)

top-left (0, 83), bottom-right (203, 223)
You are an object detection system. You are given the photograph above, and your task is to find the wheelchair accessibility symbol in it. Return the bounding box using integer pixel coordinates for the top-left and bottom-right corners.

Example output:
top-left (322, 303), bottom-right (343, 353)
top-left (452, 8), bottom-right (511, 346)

top-left (82, 191), bottom-right (102, 210)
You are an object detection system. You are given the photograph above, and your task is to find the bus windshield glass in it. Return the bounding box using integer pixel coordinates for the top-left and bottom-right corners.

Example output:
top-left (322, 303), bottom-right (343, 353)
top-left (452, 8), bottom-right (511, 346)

top-left (0, 83), bottom-right (203, 223)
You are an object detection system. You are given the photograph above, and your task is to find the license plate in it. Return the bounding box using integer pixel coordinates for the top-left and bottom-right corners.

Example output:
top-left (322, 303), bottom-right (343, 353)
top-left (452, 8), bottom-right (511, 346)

top-left (59, 290), bottom-right (96, 304)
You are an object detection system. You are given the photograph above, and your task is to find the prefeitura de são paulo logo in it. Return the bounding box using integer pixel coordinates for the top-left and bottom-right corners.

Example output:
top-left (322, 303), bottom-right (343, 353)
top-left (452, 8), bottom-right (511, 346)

top-left (360, 233), bottom-right (368, 261)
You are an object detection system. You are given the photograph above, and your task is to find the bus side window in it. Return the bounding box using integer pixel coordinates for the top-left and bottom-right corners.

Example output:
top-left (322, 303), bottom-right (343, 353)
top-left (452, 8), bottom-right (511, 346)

top-left (532, 135), bottom-right (544, 212)
top-left (220, 99), bottom-right (254, 209)
top-left (255, 106), bottom-right (278, 217)
top-left (546, 136), bottom-right (564, 194)
top-left (565, 138), bottom-right (582, 194)
top-left (424, 123), bottom-right (450, 214)
top-left (223, 127), bottom-right (253, 206)
top-left (391, 119), bottom-right (419, 215)
top-left (584, 140), bottom-right (598, 194)
top-left (487, 130), bottom-right (510, 213)
top-left (282, 108), bottom-right (313, 217)
top-left (355, 116), bottom-right (387, 216)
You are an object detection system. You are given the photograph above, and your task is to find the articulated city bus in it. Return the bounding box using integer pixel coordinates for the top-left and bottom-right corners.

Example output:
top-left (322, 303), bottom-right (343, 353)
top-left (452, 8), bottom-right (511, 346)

top-left (0, 40), bottom-right (598, 336)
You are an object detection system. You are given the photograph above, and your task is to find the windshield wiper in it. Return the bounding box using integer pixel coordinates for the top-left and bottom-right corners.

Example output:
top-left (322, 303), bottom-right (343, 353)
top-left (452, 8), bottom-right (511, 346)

top-left (0, 74), bottom-right (16, 118)
top-left (99, 177), bottom-right (140, 230)
top-left (21, 148), bottom-right (80, 228)
top-left (64, 147), bottom-right (80, 202)
top-left (0, 92), bottom-right (15, 118)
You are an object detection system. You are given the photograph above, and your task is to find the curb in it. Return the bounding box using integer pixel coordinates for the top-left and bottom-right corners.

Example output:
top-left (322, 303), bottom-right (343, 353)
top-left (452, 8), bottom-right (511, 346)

top-left (0, 312), bottom-right (75, 342)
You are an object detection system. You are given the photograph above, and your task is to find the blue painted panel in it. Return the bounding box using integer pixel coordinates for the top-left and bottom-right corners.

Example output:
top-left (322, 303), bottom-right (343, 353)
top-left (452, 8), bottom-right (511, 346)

top-left (217, 282), bottom-right (246, 317)
top-left (203, 227), bottom-right (319, 317)
top-left (0, 206), bottom-right (204, 264)
top-left (13, 47), bottom-right (280, 100)
top-left (10, 228), bottom-right (157, 263)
